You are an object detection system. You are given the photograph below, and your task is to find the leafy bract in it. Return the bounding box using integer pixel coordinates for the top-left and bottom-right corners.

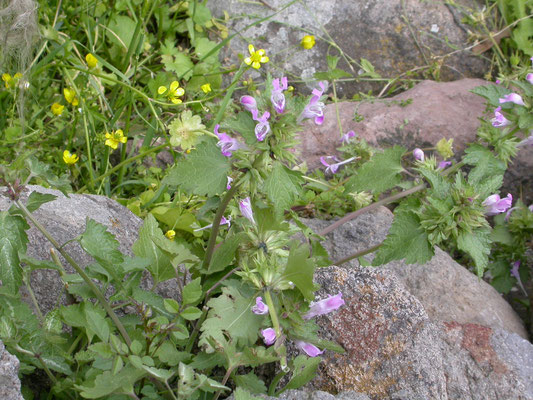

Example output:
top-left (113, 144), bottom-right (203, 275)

top-left (0, 212), bottom-right (29, 294)
top-left (457, 229), bottom-right (491, 277)
top-left (345, 146), bottom-right (405, 195)
top-left (281, 242), bottom-right (316, 300)
top-left (264, 162), bottom-right (304, 217)
top-left (163, 141), bottom-right (230, 197)
top-left (463, 144), bottom-right (506, 191)
top-left (208, 232), bottom-right (247, 274)
top-left (373, 199), bottom-right (434, 266)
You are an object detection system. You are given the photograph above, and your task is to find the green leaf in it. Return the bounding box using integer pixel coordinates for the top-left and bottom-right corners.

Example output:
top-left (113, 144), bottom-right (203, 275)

top-left (281, 242), bottom-right (316, 300)
top-left (79, 218), bottom-right (124, 282)
top-left (163, 299), bottom-right (181, 314)
top-left (182, 277), bottom-right (202, 305)
top-left (264, 162), bottom-right (304, 217)
top-left (162, 141), bottom-right (230, 197)
top-left (457, 229), bottom-right (491, 277)
top-left (463, 144), bottom-right (506, 190)
top-left (417, 167), bottom-right (450, 199)
top-left (25, 192), bottom-right (57, 212)
top-left (233, 372), bottom-right (267, 395)
top-left (132, 214), bottom-right (175, 284)
top-left (0, 212), bottom-right (29, 294)
top-left (40, 355), bottom-right (72, 376)
top-left (208, 232), bottom-right (247, 274)
top-left (282, 355), bottom-right (321, 392)
top-left (155, 342), bottom-right (190, 367)
top-left (85, 307), bottom-right (110, 343)
top-left (359, 58), bottom-right (381, 79)
top-left (373, 200), bottom-right (434, 266)
top-left (76, 366), bottom-right (145, 399)
top-left (234, 387), bottom-right (262, 400)
top-left (470, 84), bottom-right (511, 106)
top-left (223, 112), bottom-right (256, 146)
top-left (345, 146), bottom-right (405, 195)
top-left (190, 2), bottom-right (212, 25)
top-left (107, 15), bottom-right (137, 48)
top-left (181, 306), bottom-right (202, 320)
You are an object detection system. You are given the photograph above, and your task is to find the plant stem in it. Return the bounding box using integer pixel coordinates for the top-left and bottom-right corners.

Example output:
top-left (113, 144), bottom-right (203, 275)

top-left (210, 64), bottom-right (248, 130)
top-left (334, 242), bottom-right (382, 266)
top-left (15, 200), bottom-right (132, 347)
top-left (264, 289), bottom-right (287, 371)
top-left (318, 183), bottom-right (426, 236)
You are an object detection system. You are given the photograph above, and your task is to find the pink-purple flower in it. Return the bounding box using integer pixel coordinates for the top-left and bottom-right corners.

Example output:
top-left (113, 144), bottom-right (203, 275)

top-left (240, 95), bottom-right (258, 112)
top-left (413, 148), bottom-right (425, 161)
top-left (298, 81), bottom-right (328, 125)
top-left (226, 176), bottom-right (233, 190)
top-left (193, 216), bottom-right (231, 232)
top-left (526, 73), bottom-right (533, 85)
top-left (239, 197), bottom-right (256, 224)
top-left (511, 261), bottom-right (527, 296)
top-left (518, 132), bottom-right (533, 147)
top-left (295, 341), bottom-right (324, 357)
top-left (320, 155), bottom-right (357, 174)
top-left (491, 106), bottom-right (512, 128)
top-left (437, 160), bottom-right (452, 169)
top-left (261, 328), bottom-right (277, 346)
top-left (271, 77), bottom-right (288, 114)
top-left (341, 130), bottom-right (356, 144)
top-left (215, 125), bottom-right (243, 157)
top-left (251, 296), bottom-right (268, 315)
top-left (304, 293), bottom-right (345, 320)
top-left (251, 109), bottom-right (271, 141)
top-left (499, 93), bottom-right (525, 106)
top-left (482, 193), bottom-right (513, 216)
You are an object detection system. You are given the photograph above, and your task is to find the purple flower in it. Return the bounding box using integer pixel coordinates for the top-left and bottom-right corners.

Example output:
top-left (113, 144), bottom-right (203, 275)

top-left (261, 328), bottom-right (277, 346)
top-left (320, 155), bottom-right (357, 174)
top-left (251, 297), bottom-right (268, 315)
top-left (495, 79), bottom-right (501, 84)
top-left (437, 160), bottom-right (452, 169)
top-left (511, 261), bottom-right (528, 296)
top-left (527, 73), bottom-right (533, 85)
top-left (499, 93), bottom-right (525, 106)
top-left (491, 106), bottom-right (512, 128)
top-left (295, 341), bottom-right (324, 357)
top-left (193, 216), bottom-right (231, 232)
top-left (239, 197), bottom-right (256, 224)
top-left (215, 125), bottom-right (243, 157)
top-left (341, 130), bottom-right (356, 144)
top-left (240, 95), bottom-right (258, 112)
top-left (251, 109), bottom-right (271, 141)
top-left (298, 81), bottom-right (328, 125)
top-left (482, 193), bottom-right (513, 216)
top-left (529, 204), bottom-right (533, 213)
top-left (271, 77), bottom-right (288, 114)
top-left (304, 293), bottom-right (345, 320)
top-left (226, 176), bottom-right (233, 190)
top-left (413, 148), bottom-right (425, 161)
top-left (518, 131), bottom-right (533, 147)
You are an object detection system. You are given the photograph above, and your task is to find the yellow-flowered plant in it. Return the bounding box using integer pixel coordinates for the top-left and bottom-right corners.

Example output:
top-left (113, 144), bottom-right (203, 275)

top-left (63, 88), bottom-right (79, 106)
top-left (201, 83), bottom-right (212, 93)
top-left (158, 81), bottom-right (185, 104)
top-left (244, 44), bottom-right (269, 69)
top-left (86, 53), bottom-right (98, 69)
top-left (105, 129), bottom-right (127, 150)
top-left (2, 72), bottom-right (22, 89)
top-left (300, 35), bottom-right (316, 50)
top-left (63, 150), bottom-right (79, 165)
top-left (51, 103), bottom-right (65, 116)
top-left (165, 230), bottom-right (176, 240)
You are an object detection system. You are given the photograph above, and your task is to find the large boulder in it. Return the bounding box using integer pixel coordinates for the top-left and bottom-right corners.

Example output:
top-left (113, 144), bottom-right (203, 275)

top-left (207, 0), bottom-right (488, 97)
top-left (0, 340), bottom-right (23, 400)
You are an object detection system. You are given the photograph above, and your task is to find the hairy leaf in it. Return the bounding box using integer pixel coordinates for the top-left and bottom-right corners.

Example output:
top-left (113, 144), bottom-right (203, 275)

top-left (76, 366), bottom-right (145, 398)
top-left (0, 212), bottom-right (29, 294)
top-left (463, 144), bottom-right (506, 190)
top-left (470, 84), bottom-right (511, 106)
top-left (282, 242), bottom-right (316, 300)
top-left (208, 232), bottom-right (248, 274)
top-left (457, 229), bottom-right (491, 277)
top-left (265, 162), bottom-right (304, 217)
top-left (25, 191), bottom-right (57, 212)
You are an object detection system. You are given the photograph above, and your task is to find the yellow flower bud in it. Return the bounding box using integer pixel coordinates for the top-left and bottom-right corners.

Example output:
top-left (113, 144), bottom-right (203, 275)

top-left (301, 35), bottom-right (316, 50)
top-left (201, 83), bottom-right (212, 93)
top-left (86, 53), bottom-right (98, 68)
top-left (51, 103), bottom-right (65, 116)
top-left (63, 150), bottom-right (79, 165)
top-left (165, 230), bottom-right (176, 240)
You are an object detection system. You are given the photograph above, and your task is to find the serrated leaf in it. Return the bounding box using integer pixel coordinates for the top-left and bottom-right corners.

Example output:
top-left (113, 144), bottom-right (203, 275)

top-left (222, 112), bottom-right (256, 145)
top-left (0, 211), bottom-right (29, 294)
top-left (457, 229), bottom-right (491, 277)
top-left (25, 191), bottom-right (57, 212)
top-left (264, 162), bottom-right (304, 217)
top-left (281, 242), bottom-right (316, 300)
top-left (470, 84), bottom-right (511, 106)
top-left (40, 355), bottom-right (72, 376)
top-left (373, 200), bottom-right (434, 266)
top-left (463, 144), bottom-right (506, 189)
top-left (417, 168), bottom-right (450, 199)
top-left (282, 355), bottom-right (321, 392)
top-left (88, 342), bottom-right (114, 358)
top-left (162, 141), bottom-right (230, 197)
top-left (132, 214), bottom-right (175, 284)
top-left (25, 157), bottom-right (71, 195)
top-left (234, 387), bottom-right (262, 400)
top-left (233, 372), bottom-right (267, 395)
top-left (79, 218), bottom-right (124, 282)
top-left (208, 232), bottom-right (247, 274)
top-left (76, 366), bottom-right (145, 399)
top-left (182, 277), bottom-right (202, 304)
top-left (155, 342), bottom-right (190, 367)
top-left (85, 307), bottom-right (110, 343)
top-left (345, 146), bottom-right (405, 195)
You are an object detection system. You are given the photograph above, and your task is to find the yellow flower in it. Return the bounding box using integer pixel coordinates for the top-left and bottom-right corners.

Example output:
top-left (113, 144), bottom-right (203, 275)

top-left (158, 81), bottom-right (185, 104)
top-left (86, 53), bottom-right (98, 68)
top-left (165, 230), bottom-right (176, 240)
top-left (63, 88), bottom-right (79, 106)
top-left (244, 44), bottom-right (269, 69)
top-left (63, 150), bottom-right (79, 165)
top-left (51, 103), bottom-right (64, 116)
top-left (301, 35), bottom-right (316, 50)
top-left (2, 72), bottom-right (22, 89)
top-left (105, 129), bottom-right (127, 150)
top-left (201, 83), bottom-right (212, 93)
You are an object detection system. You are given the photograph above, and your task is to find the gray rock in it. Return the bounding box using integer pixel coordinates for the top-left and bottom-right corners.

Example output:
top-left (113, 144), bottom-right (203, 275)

top-left (0, 340), bottom-right (23, 400)
top-left (303, 208), bottom-right (528, 340)
top-left (207, 0), bottom-right (488, 97)
top-left (0, 185), bottom-right (179, 313)
top-left (228, 389), bottom-right (371, 399)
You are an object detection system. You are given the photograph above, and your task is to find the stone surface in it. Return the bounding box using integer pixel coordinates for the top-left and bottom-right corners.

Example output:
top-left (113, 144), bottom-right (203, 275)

top-left (0, 340), bottom-right (23, 400)
top-left (229, 389), bottom-right (371, 400)
top-left (299, 78), bottom-right (533, 204)
top-left (303, 207), bottom-right (528, 340)
top-left (0, 185), bottom-right (179, 313)
top-left (207, 0), bottom-right (488, 97)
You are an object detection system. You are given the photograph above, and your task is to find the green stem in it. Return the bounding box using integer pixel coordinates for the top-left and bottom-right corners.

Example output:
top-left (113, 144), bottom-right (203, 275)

top-left (15, 200), bottom-right (132, 347)
top-left (76, 143), bottom-right (168, 193)
top-left (210, 64), bottom-right (248, 130)
top-left (184, 305), bottom-right (208, 354)
top-left (24, 271), bottom-right (44, 324)
top-left (334, 242), bottom-right (382, 266)
top-left (331, 81), bottom-right (343, 137)
top-left (264, 289), bottom-right (287, 371)
top-left (318, 183), bottom-right (426, 236)
top-left (82, 112), bottom-right (96, 187)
